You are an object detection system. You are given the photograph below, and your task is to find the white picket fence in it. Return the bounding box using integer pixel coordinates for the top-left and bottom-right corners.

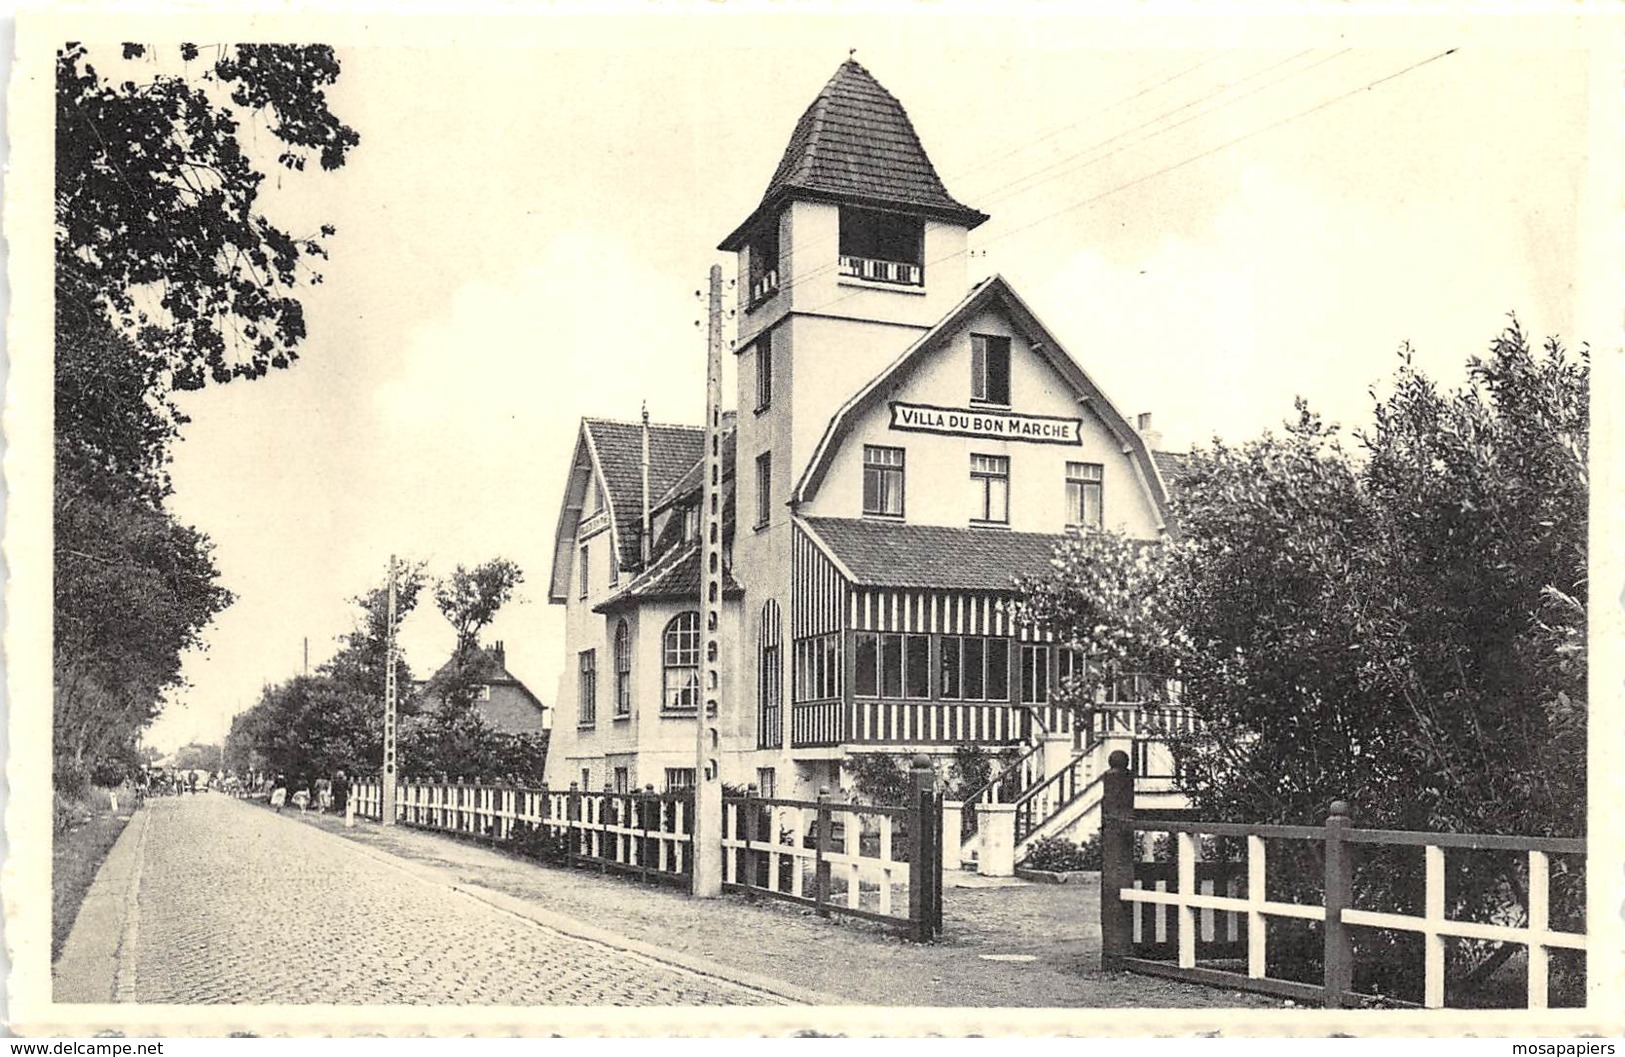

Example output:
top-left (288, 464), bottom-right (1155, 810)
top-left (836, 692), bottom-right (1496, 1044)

top-left (350, 777), bottom-right (693, 883)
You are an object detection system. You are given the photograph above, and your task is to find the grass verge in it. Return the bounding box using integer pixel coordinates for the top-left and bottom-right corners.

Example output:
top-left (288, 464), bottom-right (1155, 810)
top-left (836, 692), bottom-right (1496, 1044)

top-left (52, 789), bottom-right (133, 961)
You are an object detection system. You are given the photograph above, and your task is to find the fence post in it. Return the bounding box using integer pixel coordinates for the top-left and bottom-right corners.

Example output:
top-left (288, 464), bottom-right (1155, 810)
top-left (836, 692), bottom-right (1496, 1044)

top-left (743, 783), bottom-right (761, 889)
top-left (1322, 799), bottom-right (1355, 1009)
top-left (908, 753), bottom-right (939, 942)
top-left (814, 786), bottom-right (832, 918)
top-left (1100, 749), bottom-right (1134, 971)
top-left (566, 782), bottom-right (580, 869)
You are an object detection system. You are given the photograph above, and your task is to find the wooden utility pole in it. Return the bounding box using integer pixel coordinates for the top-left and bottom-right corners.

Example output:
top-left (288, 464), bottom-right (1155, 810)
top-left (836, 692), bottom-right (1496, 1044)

top-left (382, 554), bottom-right (399, 826)
top-left (692, 264), bottom-right (726, 897)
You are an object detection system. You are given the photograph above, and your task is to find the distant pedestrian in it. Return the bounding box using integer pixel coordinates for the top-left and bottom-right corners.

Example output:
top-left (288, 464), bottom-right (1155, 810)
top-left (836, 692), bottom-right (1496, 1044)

top-left (270, 774), bottom-right (288, 812)
top-left (188, 771), bottom-right (198, 795)
top-left (332, 771), bottom-right (350, 816)
top-left (316, 776), bottom-right (333, 813)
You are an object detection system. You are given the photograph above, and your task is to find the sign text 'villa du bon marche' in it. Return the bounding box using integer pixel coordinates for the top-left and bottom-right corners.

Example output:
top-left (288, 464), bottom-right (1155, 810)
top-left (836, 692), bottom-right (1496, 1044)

top-left (887, 401), bottom-right (1084, 445)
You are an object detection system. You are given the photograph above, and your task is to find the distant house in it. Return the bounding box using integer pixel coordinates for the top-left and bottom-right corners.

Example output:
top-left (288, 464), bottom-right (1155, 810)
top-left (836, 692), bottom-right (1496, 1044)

top-left (418, 641), bottom-right (549, 736)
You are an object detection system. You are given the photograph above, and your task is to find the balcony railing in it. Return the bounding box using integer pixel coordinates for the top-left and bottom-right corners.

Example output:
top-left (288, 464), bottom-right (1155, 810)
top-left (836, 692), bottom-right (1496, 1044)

top-left (838, 255), bottom-right (923, 286)
top-left (750, 269), bottom-right (779, 305)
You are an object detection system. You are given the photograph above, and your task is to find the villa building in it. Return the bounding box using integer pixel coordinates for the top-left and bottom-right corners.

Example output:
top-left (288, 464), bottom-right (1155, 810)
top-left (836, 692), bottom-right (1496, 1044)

top-left (544, 60), bottom-right (1184, 847)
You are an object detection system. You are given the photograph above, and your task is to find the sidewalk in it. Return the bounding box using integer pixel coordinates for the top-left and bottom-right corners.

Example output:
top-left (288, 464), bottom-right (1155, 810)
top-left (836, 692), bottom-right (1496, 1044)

top-left (294, 808), bottom-right (1274, 1008)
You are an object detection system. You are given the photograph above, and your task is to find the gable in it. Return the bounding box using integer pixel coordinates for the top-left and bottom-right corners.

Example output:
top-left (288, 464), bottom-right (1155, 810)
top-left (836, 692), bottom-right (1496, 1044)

top-left (792, 275), bottom-right (1171, 533)
top-left (548, 418), bottom-right (705, 603)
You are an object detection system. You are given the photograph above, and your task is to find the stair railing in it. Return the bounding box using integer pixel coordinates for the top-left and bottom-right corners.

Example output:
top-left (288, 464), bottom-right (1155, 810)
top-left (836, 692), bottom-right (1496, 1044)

top-left (1012, 752), bottom-right (1109, 846)
top-left (957, 740), bottom-right (1046, 845)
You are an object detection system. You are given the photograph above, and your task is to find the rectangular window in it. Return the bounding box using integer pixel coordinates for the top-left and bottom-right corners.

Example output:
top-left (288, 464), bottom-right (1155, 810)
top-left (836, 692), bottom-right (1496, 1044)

top-left (837, 206), bottom-right (924, 285)
top-left (756, 452), bottom-right (772, 528)
top-left (971, 454), bottom-right (1010, 524)
top-left (854, 632), bottom-right (878, 697)
top-left (581, 767), bottom-right (591, 790)
top-left (1021, 644), bottom-right (1050, 704)
top-left (987, 638), bottom-right (1010, 700)
top-left (749, 226), bottom-right (780, 305)
top-left (862, 445), bottom-right (905, 517)
top-left (577, 650), bottom-right (597, 727)
top-left (1058, 648), bottom-right (1086, 698)
top-left (854, 632), bottom-right (930, 699)
top-left (962, 637), bottom-right (985, 700)
top-left (755, 332), bottom-right (773, 411)
top-left (971, 335), bottom-right (1011, 405)
top-left (904, 633), bottom-right (930, 698)
top-left (793, 633), bottom-right (843, 702)
top-left (665, 768), bottom-right (696, 792)
top-left (940, 635), bottom-right (1011, 701)
top-left (613, 767), bottom-right (629, 794)
top-left (578, 544), bottom-right (590, 599)
top-left (756, 767), bottom-right (776, 799)
top-left (1067, 462), bottom-right (1104, 530)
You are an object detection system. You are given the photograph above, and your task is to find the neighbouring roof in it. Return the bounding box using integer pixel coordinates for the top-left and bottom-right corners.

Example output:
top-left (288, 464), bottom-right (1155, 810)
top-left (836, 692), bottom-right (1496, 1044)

top-left (1152, 450), bottom-right (1192, 488)
top-left (593, 543), bottom-right (745, 613)
top-left (800, 516), bottom-right (1065, 591)
top-left (792, 275), bottom-right (1172, 535)
top-left (421, 646), bottom-right (546, 711)
top-left (583, 418), bottom-right (705, 571)
top-left (720, 60), bottom-right (988, 250)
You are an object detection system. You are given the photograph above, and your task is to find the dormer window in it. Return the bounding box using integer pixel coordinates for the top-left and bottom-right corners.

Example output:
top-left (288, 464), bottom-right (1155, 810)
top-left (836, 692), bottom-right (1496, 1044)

top-left (838, 206), bottom-right (923, 286)
top-left (749, 224), bottom-right (780, 305)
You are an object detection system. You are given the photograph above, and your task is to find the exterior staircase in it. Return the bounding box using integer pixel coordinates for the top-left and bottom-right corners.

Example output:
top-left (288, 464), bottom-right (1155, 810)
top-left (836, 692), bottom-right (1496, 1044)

top-left (956, 695), bottom-right (1196, 870)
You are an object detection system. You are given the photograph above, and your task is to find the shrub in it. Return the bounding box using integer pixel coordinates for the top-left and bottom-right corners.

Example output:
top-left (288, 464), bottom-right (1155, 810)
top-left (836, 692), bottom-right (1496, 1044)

top-left (1023, 835), bottom-right (1091, 872)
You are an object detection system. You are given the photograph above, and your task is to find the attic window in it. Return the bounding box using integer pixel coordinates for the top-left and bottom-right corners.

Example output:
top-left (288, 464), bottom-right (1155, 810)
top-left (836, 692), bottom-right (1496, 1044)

top-left (749, 224), bottom-right (780, 305)
top-left (971, 335), bottom-right (1011, 405)
top-left (838, 207), bottom-right (923, 286)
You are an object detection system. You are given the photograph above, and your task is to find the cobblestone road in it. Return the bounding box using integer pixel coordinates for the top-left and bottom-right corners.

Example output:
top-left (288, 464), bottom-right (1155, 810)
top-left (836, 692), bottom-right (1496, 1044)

top-left (122, 794), bottom-right (779, 1005)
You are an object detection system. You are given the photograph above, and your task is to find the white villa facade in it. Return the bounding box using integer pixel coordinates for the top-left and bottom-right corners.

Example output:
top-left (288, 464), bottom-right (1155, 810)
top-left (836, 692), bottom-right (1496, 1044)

top-left (544, 60), bottom-right (1183, 830)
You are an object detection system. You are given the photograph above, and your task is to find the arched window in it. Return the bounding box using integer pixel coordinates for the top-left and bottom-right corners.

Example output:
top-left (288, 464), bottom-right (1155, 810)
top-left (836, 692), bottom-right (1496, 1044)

top-left (613, 620), bottom-right (631, 718)
top-left (758, 601), bottom-right (783, 749)
top-left (662, 612), bottom-right (700, 713)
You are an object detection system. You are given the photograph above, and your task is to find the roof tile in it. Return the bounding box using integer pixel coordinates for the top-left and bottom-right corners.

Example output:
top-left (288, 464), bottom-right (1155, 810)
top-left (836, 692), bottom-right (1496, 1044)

top-left (721, 60), bottom-right (987, 249)
top-left (802, 517), bottom-right (1065, 591)
top-left (584, 418), bottom-right (704, 571)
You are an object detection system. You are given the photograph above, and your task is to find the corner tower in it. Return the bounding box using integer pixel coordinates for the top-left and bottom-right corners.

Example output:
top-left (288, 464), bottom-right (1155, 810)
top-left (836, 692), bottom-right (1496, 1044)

top-left (721, 60), bottom-right (989, 773)
top-left (721, 59), bottom-right (989, 348)
top-left (721, 59), bottom-right (990, 507)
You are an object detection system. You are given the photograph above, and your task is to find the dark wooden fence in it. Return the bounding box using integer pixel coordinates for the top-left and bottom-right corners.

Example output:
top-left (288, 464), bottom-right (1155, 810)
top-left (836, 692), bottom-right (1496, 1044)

top-left (720, 755), bottom-right (943, 941)
top-left (1098, 753), bottom-right (1586, 1009)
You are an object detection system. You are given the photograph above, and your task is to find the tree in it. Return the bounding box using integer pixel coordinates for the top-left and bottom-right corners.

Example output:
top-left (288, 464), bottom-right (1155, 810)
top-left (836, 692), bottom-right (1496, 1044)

top-left (53, 456), bottom-right (232, 788)
top-left (1016, 322), bottom-right (1587, 1002)
top-left (54, 42), bottom-right (358, 787)
top-left (434, 559), bottom-right (525, 655)
top-left (425, 559), bottom-right (524, 717)
top-left (57, 42), bottom-right (358, 388)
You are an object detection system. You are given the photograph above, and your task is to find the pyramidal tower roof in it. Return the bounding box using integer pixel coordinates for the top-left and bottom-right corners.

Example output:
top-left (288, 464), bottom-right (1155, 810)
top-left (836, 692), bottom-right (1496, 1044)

top-left (720, 59), bottom-right (989, 250)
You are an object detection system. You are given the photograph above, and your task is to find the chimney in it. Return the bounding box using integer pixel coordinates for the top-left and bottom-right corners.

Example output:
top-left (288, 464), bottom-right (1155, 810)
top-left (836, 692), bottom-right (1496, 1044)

top-left (492, 641), bottom-right (505, 666)
top-left (640, 402), bottom-right (653, 568)
top-left (1136, 412), bottom-right (1164, 452)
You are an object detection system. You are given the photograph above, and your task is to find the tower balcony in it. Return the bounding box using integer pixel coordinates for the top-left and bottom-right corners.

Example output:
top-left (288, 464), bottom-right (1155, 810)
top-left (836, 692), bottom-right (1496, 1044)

top-left (837, 254), bottom-right (923, 287)
top-left (749, 267), bottom-right (780, 306)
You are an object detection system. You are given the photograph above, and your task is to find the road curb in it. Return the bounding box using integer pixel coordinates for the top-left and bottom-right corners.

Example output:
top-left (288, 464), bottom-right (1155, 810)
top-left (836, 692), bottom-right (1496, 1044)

top-left (249, 801), bottom-right (845, 1007)
top-left (52, 808), bottom-right (148, 1003)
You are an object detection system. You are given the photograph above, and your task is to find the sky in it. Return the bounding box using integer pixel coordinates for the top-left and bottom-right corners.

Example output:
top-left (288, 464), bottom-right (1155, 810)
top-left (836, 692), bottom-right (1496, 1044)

top-left (106, 12), bottom-right (1604, 753)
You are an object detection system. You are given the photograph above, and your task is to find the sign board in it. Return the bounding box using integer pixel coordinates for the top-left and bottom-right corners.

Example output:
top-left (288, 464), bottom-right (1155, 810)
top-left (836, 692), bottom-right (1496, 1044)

top-left (888, 401), bottom-right (1083, 445)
